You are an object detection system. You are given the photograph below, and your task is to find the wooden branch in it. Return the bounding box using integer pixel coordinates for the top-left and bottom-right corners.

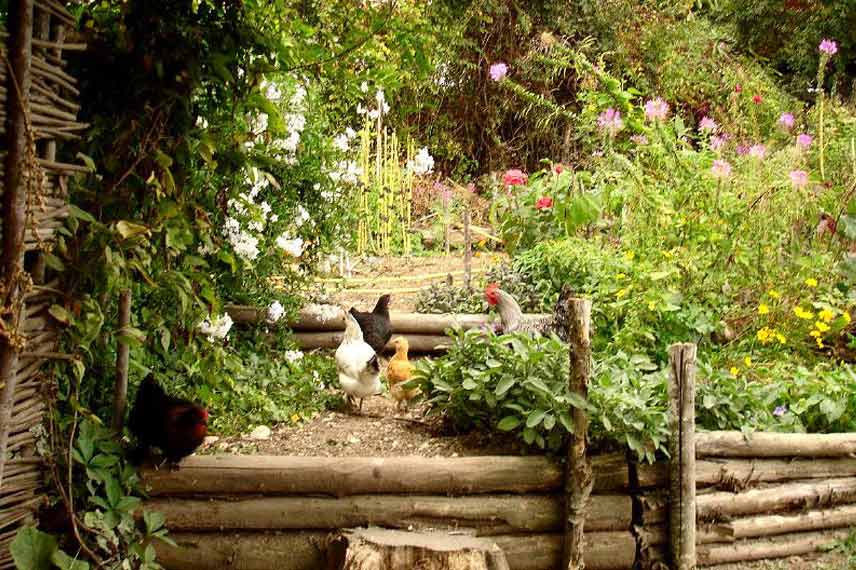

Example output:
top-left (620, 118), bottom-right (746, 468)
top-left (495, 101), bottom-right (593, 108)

top-left (144, 494), bottom-right (631, 535)
top-left (155, 531), bottom-right (638, 570)
top-left (112, 290), bottom-right (131, 431)
top-left (31, 38), bottom-right (85, 51)
top-left (295, 331), bottom-right (450, 353)
top-left (696, 431), bottom-right (856, 458)
top-left (0, 0), bottom-right (35, 492)
top-left (699, 503), bottom-right (856, 544)
top-left (668, 343), bottom-right (697, 570)
top-left (697, 529), bottom-right (851, 566)
top-left (697, 477), bottom-right (856, 520)
top-left (562, 297), bottom-right (594, 570)
top-left (696, 457), bottom-right (856, 488)
top-left (140, 454), bottom-right (633, 496)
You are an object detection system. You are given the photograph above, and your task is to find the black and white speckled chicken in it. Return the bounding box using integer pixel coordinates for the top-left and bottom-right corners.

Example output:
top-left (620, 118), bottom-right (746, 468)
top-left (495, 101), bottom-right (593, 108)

top-left (484, 283), bottom-right (572, 341)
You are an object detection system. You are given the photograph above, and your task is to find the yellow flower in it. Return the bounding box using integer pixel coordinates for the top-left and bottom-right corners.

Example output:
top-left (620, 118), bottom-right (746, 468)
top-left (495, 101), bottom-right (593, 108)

top-left (768, 290), bottom-right (781, 299)
top-left (775, 333), bottom-right (786, 344)
top-left (291, 414), bottom-right (300, 423)
top-left (663, 250), bottom-right (674, 259)
top-left (815, 321), bottom-right (830, 333)
top-left (816, 337), bottom-right (825, 349)
top-left (793, 307), bottom-right (814, 320)
top-left (805, 278), bottom-right (818, 288)
top-left (648, 300), bottom-right (657, 311)
top-left (819, 309), bottom-right (834, 323)
top-left (616, 273), bottom-right (626, 280)
top-left (810, 330), bottom-right (821, 338)
top-left (844, 312), bottom-right (852, 324)
top-left (744, 356), bottom-right (752, 368)
top-left (616, 288), bottom-right (628, 299)
top-left (756, 327), bottom-right (772, 344)
top-left (758, 304), bottom-right (769, 315)
top-left (625, 251), bottom-right (635, 261)
top-left (730, 366), bottom-right (739, 377)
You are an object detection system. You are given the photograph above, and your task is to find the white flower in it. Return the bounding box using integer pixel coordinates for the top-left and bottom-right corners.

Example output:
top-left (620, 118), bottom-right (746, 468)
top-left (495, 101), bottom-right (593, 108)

top-left (295, 205), bottom-right (310, 227)
top-left (284, 349), bottom-right (303, 362)
top-left (259, 201), bottom-right (272, 218)
top-left (368, 108), bottom-right (380, 120)
top-left (304, 303), bottom-right (342, 323)
top-left (262, 79), bottom-right (282, 101)
top-left (345, 127), bottom-right (357, 139)
top-left (197, 241), bottom-right (216, 255)
top-left (270, 213), bottom-right (279, 223)
top-left (291, 85), bottom-right (307, 106)
top-left (198, 313), bottom-right (234, 342)
top-left (223, 216), bottom-right (260, 261)
top-left (247, 220), bottom-right (264, 232)
top-left (406, 146), bottom-right (434, 175)
top-left (249, 112), bottom-right (268, 135)
top-left (360, 81), bottom-right (369, 93)
top-left (285, 113), bottom-right (306, 133)
top-left (357, 103), bottom-right (367, 115)
top-left (276, 233), bottom-right (304, 257)
top-left (196, 116), bottom-right (208, 129)
top-left (333, 133), bottom-right (350, 152)
top-left (266, 301), bottom-right (285, 324)
top-left (238, 67), bottom-right (245, 79)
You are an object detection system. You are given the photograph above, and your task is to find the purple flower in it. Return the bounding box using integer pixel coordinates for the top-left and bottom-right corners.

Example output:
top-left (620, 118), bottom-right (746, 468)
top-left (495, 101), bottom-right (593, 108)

top-left (489, 62), bottom-right (508, 82)
top-left (597, 108), bottom-right (624, 136)
top-left (736, 144), bottom-right (749, 156)
top-left (773, 405), bottom-right (787, 417)
top-left (699, 116), bottom-right (718, 132)
top-left (749, 144), bottom-right (767, 159)
top-left (711, 159), bottom-right (732, 179)
top-left (710, 134), bottom-right (727, 150)
top-left (789, 169), bottom-right (809, 189)
top-left (778, 112), bottom-right (795, 129)
top-left (796, 133), bottom-right (813, 148)
top-left (819, 39), bottom-right (839, 56)
top-left (644, 97), bottom-right (669, 122)
top-left (630, 134), bottom-right (648, 145)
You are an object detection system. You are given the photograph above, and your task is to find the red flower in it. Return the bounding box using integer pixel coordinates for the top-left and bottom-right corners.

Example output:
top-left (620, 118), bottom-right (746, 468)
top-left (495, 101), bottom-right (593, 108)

top-left (734, 84), bottom-right (742, 93)
top-left (535, 196), bottom-right (553, 210)
top-left (554, 164), bottom-right (564, 174)
top-left (752, 94), bottom-right (762, 104)
top-left (502, 169), bottom-right (528, 186)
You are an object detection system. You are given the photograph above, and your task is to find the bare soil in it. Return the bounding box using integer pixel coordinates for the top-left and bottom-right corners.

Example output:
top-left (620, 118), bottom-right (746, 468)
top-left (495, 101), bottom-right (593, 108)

top-left (707, 552), bottom-right (852, 570)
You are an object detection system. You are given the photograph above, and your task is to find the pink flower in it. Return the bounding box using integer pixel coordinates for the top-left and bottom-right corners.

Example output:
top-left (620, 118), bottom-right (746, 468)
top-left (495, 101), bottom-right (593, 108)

top-left (736, 144), bottom-right (749, 156)
top-left (535, 196), bottom-right (553, 210)
top-left (749, 144), bottom-right (767, 159)
top-left (819, 39), bottom-right (839, 56)
top-left (796, 133), bottom-right (813, 148)
top-left (503, 169), bottom-right (527, 186)
top-left (554, 164), bottom-right (565, 174)
top-left (597, 108), bottom-right (624, 136)
top-left (789, 169), bottom-right (809, 189)
top-left (778, 112), bottom-right (795, 129)
top-left (630, 134), bottom-right (648, 145)
top-left (710, 134), bottom-right (727, 150)
top-left (644, 97), bottom-right (669, 122)
top-left (711, 159), bottom-right (732, 179)
top-left (699, 116), bottom-right (718, 132)
top-left (752, 94), bottom-right (763, 105)
top-left (489, 62), bottom-right (508, 82)
top-left (734, 84), bottom-right (743, 93)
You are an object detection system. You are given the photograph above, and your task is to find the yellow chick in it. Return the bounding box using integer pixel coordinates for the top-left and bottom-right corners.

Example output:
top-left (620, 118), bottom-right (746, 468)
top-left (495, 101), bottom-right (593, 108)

top-left (386, 337), bottom-right (419, 411)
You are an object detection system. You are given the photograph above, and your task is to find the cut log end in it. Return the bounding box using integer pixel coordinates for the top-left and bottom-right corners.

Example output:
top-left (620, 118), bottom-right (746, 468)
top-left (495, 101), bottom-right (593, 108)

top-left (330, 528), bottom-right (510, 570)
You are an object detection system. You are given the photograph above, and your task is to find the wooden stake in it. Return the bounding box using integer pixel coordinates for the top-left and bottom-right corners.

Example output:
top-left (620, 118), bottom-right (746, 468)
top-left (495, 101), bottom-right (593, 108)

top-left (668, 343), bottom-right (698, 570)
top-left (0, 0), bottom-right (35, 491)
top-left (112, 289), bottom-right (131, 431)
top-left (464, 208), bottom-right (472, 289)
top-left (562, 297), bottom-right (593, 570)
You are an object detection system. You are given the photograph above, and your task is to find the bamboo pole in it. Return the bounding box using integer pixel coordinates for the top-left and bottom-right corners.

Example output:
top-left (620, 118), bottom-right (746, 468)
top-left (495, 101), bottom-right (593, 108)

top-left (140, 454), bottom-right (634, 497)
top-left (668, 343), bottom-right (697, 570)
top-left (562, 297), bottom-right (593, 570)
top-left (0, 0), bottom-right (35, 491)
top-left (112, 289), bottom-right (131, 431)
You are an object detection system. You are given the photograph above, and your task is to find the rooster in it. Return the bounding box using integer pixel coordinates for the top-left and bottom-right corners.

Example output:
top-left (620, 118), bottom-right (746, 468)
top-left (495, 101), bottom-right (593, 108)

top-left (128, 375), bottom-right (208, 468)
top-left (484, 283), bottom-right (572, 341)
top-left (349, 294), bottom-right (392, 354)
top-left (386, 337), bottom-right (419, 411)
top-left (336, 311), bottom-right (382, 413)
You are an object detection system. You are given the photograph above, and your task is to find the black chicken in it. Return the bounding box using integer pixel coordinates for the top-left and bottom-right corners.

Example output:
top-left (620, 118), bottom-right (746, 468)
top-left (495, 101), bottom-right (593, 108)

top-left (128, 374), bottom-right (208, 467)
top-left (349, 294), bottom-right (392, 354)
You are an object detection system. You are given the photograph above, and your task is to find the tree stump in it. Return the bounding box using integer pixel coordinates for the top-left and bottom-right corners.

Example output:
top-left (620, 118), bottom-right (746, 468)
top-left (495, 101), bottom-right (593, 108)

top-left (329, 527), bottom-right (510, 570)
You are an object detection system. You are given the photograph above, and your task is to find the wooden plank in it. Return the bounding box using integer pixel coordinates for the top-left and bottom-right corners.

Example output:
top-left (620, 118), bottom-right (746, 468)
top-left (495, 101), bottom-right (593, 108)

top-left (696, 431), bottom-right (856, 458)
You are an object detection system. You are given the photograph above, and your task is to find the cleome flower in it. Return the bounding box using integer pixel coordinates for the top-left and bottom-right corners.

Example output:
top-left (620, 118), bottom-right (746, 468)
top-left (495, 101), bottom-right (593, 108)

top-left (819, 39), bottom-right (839, 56)
top-left (790, 170), bottom-right (809, 189)
top-left (699, 116), bottom-right (717, 132)
top-left (778, 112), bottom-right (795, 129)
top-left (489, 62), bottom-right (508, 82)
top-left (711, 159), bottom-right (732, 179)
top-left (597, 108), bottom-right (624, 136)
top-left (644, 97), bottom-right (669, 122)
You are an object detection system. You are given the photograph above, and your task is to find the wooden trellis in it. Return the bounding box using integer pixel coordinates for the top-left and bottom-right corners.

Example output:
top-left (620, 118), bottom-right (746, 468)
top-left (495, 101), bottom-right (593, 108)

top-left (0, 0), bottom-right (85, 566)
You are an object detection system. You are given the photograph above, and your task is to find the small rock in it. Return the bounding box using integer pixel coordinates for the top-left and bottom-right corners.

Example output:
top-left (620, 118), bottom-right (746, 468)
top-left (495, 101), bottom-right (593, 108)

top-left (248, 425), bottom-right (272, 440)
top-left (451, 452), bottom-right (459, 458)
top-left (348, 435), bottom-right (361, 445)
top-left (204, 436), bottom-right (220, 445)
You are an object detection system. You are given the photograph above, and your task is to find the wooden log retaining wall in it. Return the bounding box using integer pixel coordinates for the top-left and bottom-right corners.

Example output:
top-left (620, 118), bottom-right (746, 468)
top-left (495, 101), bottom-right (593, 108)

top-left (141, 432), bottom-right (856, 570)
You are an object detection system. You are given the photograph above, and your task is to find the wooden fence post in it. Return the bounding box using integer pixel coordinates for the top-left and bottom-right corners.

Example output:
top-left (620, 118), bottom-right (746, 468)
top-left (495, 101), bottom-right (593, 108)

top-left (562, 297), bottom-right (593, 570)
top-left (112, 289), bottom-right (131, 431)
top-left (668, 343), bottom-right (698, 570)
